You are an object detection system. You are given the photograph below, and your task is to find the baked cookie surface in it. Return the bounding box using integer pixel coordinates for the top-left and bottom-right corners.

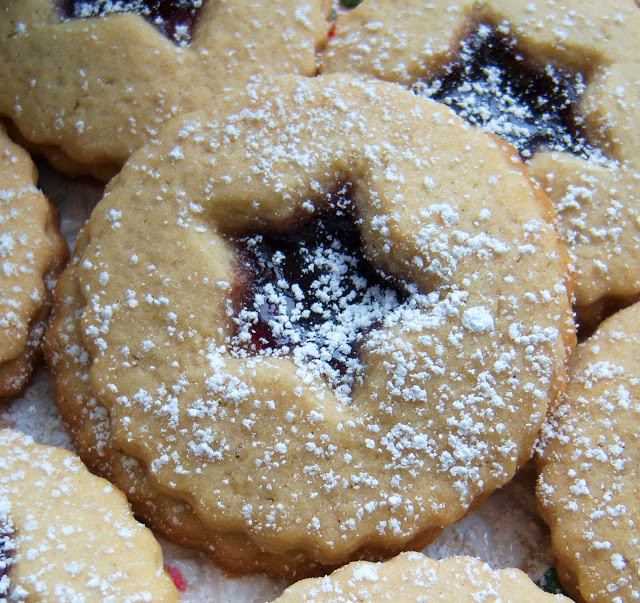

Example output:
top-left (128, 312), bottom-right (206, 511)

top-left (0, 124), bottom-right (67, 400)
top-left (538, 302), bottom-right (640, 602)
top-left (322, 0), bottom-right (640, 318)
top-left (46, 74), bottom-right (573, 577)
top-left (274, 552), bottom-right (570, 602)
top-left (0, 428), bottom-right (178, 601)
top-left (0, 0), bottom-right (329, 178)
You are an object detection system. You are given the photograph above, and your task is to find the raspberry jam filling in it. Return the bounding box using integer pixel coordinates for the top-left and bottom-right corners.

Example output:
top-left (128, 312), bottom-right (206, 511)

top-left (230, 192), bottom-right (407, 397)
top-left (58, 0), bottom-right (206, 44)
top-left (413, 24), bottom-right (592, 158)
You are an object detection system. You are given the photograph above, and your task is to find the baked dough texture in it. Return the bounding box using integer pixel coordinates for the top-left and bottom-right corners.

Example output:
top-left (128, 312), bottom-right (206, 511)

top-left (322, 0), bottom-right (640, 317)
top-left (538, 302), bottom-right (640, 602)
top-left (0, 0), bottom-right (329, 179)
top-left (46, 74), bottom-right (574, 577)
top-left (274, 552), bottom-right (571, 602)
top-left (0, 428), bottom-right (178, 601)
top-left (0, 123), bottom-right (67, 400)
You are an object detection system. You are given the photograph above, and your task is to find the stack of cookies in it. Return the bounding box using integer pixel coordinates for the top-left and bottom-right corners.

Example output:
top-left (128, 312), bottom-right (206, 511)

top-left (0, 1), bottom-right (638, 601)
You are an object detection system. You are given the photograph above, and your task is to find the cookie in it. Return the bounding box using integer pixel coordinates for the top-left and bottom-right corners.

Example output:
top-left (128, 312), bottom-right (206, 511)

top-left (0, 428), bottom-right (178, 600)
top-left (0, 124), bottom-right (67, 400)
top-left (322, 0), bottom-right (640, 320)
top-left (537, 302), bottom-right (640, 602)
top-left (274, 552), bottom-right (570, 602)
top-left (0, 0), bottom-right (329, 179)
top-left (46, 74), bottom-right (574, 577)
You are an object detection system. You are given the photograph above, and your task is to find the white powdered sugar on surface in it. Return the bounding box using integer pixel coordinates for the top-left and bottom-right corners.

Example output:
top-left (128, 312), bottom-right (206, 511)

top-left (410, 23), bottom-right (604, 163)
top-left (322, 0), bottom-right (640, 315)
top-left (66, 0), bottom-right (205, 45)
top-left (3, 372), bottom-right (554, 601)
top-left (0, 495), bottom-right (15, 599)
top-left (1, 87), bottom-right (562, 600)
top-left (84, 77), bottom-right (569, 582)
top-left (232, 227), bottom-right (406, 404)
top-left (71, 0), bottom-right (203, 17)
top-left (537, 306), bottom-right (640, 601)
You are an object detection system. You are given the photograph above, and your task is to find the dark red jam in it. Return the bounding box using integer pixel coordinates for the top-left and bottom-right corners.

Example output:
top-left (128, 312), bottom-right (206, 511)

top-left (413, 24), bottom-right (593, 158)
top-left (58, 0), bottom-right (206, 44)
top-left (230, 190), bottom-right (407, 384)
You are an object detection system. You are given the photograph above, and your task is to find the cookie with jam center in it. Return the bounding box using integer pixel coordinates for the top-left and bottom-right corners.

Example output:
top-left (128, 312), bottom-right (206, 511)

top-left (0, 0), bottom-right (329, 179)
top-left (0, 428), bottom-right (178, 600)
top-left (0, 123), bottom-right (67, 400)
top-left (538, 302), bottom-right (640, 602)
top-left (322, 0), bottom-right (640, 323)
top-left (46, 74), bottom-right (574, 577)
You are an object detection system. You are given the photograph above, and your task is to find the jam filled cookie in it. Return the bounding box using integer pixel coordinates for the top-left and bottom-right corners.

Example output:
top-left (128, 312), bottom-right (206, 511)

top-left (537, 302), bottom-right (640, 602)
top-left (0, 0), bottom-right (329, 179)
top-left (46, 74), bottom-right (574, 577)
top-left (0, 124), bottom-right (67, 400)
top-left (322, 0), bottom-right (640, 320)
top-left (274, 552), bottom-right (571, 602)
top-left (0, 428), bottom-right (178, 600)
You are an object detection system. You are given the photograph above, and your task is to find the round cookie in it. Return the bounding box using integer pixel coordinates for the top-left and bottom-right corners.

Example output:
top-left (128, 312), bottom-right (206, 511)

top-left (0, 124), bottom-right (67, 400)
top-left (0, 428), bottom-right (178, 600)
top-left (322, 0), bottom-right (640, 319)
top-left (274, 552), bottom-right (571, 602)
top-left (537, 302), bottom-right (640, 602)
top-left (46, 74), bottom-right (574, 577)
top-left (0, 0), bottom-right (329, 179)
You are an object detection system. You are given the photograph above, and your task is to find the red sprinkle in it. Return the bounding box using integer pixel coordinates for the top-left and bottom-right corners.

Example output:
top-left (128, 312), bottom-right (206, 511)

top-left (328, 21), bottom-right (337, 40)
top-left (165, 564), bottom-right (187, 592)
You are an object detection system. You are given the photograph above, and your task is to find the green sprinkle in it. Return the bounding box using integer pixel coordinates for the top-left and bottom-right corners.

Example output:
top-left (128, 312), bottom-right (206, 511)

top-left (341, 0), bottom-right (363, 8)
top-left (331, 8), bottom-right (337, 20)
top-left (535, 567), bottom-right (567, 595)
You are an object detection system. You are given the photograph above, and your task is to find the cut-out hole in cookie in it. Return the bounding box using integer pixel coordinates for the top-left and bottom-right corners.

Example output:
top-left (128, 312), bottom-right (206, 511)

top-left (412, 24), bottom-right (595, 159)
top-left (230, 188), bottom-right (408, 399)
top-left (57, 0), bottom-right (206, 45)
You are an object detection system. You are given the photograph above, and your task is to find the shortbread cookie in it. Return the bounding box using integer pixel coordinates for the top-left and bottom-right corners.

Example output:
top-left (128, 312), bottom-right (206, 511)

top-left (0, 124), bottom-right (67, 400)
top-left (46, 74), bottom-right (574, 577)
top-left (0, 428), bottom-right (178, 600)
top-left (322, 0), bottom-right (640, 319)
top-left (0, 0), bottom-right (329, 179)
top-left (274, 552), bottom-right (570, 602)
top-left (537, 302), bottom-right (640, 602)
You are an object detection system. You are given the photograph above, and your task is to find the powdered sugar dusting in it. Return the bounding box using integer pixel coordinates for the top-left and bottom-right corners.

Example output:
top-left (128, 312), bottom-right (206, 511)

top-left (229, 196), bottom-right (416, 404)
top-left (462, 306), bottom-right (495, 333)
top-left (274, 551), bottom-right (566, 601)
top-left (0, 127), bottom-right (67, 399)
top-left (61, 0), bottom-right (205, 45)
top-left (0, 429), bottom-right (177, 599)
top-left (412, 24), bottom-right (599, 161)
top-left (538, 303), bottom-right (640, 601)
top-left (48, 74), bottom-right (571, 575)
top-left (0, 495), bottom-right (15, 598)
top-left (323, 0), bottom-right (640, 311)
top-left (232, 226), bottom-right (406, 404)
